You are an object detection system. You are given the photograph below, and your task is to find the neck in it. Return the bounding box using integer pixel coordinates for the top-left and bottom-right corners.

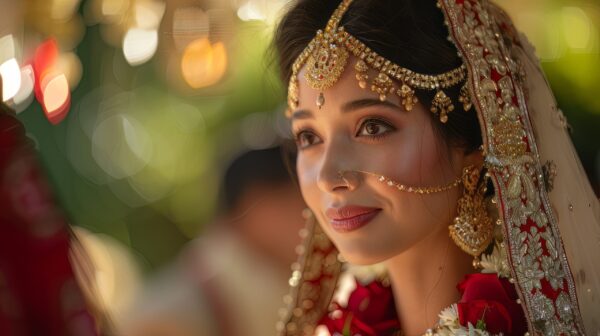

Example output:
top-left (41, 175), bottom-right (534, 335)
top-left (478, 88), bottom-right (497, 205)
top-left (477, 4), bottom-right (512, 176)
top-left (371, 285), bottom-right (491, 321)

top-left (384, 226), bottom-right (474, 336)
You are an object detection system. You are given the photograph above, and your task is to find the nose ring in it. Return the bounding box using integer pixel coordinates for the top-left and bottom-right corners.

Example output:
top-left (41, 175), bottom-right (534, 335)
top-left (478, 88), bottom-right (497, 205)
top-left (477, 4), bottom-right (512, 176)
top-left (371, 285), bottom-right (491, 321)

top-left (337, 170), bottom-right (352, 186)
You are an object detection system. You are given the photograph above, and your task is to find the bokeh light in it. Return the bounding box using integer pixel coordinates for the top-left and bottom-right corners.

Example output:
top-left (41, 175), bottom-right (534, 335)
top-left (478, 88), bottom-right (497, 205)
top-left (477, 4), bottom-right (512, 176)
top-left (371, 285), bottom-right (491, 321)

top-left (0, 58), bottom-right (22, 101)
top-left (102, 0), bottom-right (130, 20)
top-left (51, 0), bottom-right (81, 21)
top-left (57, 51), bottom-right (83, 89)
top-left (91, 114), bottom-right (153, 179)
top-left (134, 0), bottom-right (165, 30)
top-left (123, 28), bottom-right (158, 66)
top-left (33, 39), bottom-right (59, 101)
top-left (0, 34), bottom-right (16, 63)
top-left (237, 1), bottom-right (266, 22)
top-left (181, 38), bottom-right (227, 89)
top-left (235, 0), bottom-right (288, 26)
top-left (13, 64), bottom-right (35, 112)
top-left (41, 73), bottom-right (71, 124)
top-left (561, 7), bottom-right (595, 51)
top-left (73, 226), bottom-right (142, 323)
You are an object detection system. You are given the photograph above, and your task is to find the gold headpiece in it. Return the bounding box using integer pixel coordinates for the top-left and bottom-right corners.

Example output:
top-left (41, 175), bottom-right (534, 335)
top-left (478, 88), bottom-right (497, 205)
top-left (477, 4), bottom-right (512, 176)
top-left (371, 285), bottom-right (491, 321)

top-left (286, 0), bottom-right (472, 123)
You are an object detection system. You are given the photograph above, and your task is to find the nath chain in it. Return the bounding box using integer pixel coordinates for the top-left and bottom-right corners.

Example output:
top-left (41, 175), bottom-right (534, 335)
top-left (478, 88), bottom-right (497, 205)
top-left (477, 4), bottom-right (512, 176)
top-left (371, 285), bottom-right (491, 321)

top-left (342, 170), bottom-right (462, 194)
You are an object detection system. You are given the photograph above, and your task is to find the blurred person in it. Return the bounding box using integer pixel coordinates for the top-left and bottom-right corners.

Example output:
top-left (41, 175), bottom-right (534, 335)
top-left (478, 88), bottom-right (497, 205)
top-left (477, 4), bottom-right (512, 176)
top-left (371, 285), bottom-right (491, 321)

top-left (0, 82), bottom-right (102, 335)
top-left (273, 0), bottom-right (600, 335)
top-left (120, 146), bottom-right (307, 336)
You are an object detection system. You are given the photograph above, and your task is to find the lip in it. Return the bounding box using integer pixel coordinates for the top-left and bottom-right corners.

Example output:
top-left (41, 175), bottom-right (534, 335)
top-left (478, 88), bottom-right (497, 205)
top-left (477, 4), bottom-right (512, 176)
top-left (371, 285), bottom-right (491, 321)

top-left (325, 205), bottom-right (381, 233)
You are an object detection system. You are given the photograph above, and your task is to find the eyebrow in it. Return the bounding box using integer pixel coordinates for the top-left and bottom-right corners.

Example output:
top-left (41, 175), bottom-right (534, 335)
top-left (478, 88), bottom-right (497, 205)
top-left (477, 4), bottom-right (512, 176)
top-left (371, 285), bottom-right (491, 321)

top-left (290, 98), bottom-right (403, 120)
top-left (342, 98), bottom-right (403, 114)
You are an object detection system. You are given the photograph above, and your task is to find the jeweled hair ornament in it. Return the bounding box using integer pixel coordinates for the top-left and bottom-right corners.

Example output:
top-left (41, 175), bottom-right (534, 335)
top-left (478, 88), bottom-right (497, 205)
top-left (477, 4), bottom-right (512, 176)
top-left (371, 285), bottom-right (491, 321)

top-left (286, 0), bottom-right (472, 123)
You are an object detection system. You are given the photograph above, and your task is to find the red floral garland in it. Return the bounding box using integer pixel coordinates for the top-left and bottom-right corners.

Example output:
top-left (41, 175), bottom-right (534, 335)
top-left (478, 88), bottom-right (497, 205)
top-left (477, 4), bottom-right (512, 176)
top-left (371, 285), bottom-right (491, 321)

top-left (319, 273), bottom-right (527, 335)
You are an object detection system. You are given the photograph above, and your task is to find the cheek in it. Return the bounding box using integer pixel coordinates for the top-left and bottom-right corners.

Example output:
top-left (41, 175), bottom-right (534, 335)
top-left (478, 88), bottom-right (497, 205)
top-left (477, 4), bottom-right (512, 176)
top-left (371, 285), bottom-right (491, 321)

top-left (296, 155), bottom-right (319, 208)
top-left (362, 123), bottom-right (461, 240)
top-left (384, 183), bottom-right (460, 231)
top-left (361, 122), bottom-right (455, 187)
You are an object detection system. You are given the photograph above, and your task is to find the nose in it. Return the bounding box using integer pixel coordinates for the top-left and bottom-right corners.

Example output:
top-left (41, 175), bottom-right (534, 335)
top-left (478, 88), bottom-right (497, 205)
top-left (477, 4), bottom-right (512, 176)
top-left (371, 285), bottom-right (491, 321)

top-left (316, 138), bottom-right (360, 193)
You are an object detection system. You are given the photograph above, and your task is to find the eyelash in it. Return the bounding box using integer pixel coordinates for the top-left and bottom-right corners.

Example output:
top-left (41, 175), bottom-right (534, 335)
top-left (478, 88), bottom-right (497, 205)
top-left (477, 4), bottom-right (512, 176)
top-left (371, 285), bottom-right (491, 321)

top-left (293, 117), bottom-right (396, 150)
top-left (356, 117), bottom-right (396, 140)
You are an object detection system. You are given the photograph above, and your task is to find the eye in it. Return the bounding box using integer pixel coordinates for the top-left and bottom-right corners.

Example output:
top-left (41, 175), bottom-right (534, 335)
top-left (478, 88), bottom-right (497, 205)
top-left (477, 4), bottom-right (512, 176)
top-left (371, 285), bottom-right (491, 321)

top-left (356, 118), bottom-right (396, 138)
top-left (294, 130), bottom-right (322, 149)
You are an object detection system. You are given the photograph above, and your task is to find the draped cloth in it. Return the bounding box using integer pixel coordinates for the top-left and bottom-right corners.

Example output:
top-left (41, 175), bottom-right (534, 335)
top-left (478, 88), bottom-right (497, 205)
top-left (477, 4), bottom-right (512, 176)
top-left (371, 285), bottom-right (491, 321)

top-left (278, 1), bottom-right (600, 335)
top-left (440, 0), bottom-right (600, 333)
top-left (0, 103), bottom-right (100, 336)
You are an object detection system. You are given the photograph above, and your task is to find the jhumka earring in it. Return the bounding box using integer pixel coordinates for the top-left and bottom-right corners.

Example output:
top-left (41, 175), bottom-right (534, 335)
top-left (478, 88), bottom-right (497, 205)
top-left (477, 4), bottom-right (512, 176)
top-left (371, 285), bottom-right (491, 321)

top-left (449, 165), bottom-right (494, 263)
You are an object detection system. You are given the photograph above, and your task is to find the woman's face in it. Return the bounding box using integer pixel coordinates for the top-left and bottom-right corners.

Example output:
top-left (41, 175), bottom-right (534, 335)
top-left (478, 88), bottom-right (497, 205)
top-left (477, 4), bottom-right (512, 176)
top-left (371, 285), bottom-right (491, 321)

top-left (291, 56), bottom-right (478, 265)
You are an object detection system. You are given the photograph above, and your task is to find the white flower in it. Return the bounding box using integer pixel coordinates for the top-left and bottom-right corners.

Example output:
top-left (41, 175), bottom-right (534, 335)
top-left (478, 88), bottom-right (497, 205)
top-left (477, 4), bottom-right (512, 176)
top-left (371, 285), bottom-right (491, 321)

top-left (314, 325), bottom-right (332, 336)
top-left (436, 303), bottom-right (499, 336)
top-left (438, 304), bottom-right (459, 325)
top-left (479, 242), bottom-right (510, 277)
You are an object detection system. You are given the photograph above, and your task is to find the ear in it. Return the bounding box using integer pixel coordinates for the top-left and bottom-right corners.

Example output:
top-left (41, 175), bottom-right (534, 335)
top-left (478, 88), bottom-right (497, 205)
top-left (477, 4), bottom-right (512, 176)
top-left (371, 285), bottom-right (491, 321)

top-left (462, 147), bottom-right (484, 171)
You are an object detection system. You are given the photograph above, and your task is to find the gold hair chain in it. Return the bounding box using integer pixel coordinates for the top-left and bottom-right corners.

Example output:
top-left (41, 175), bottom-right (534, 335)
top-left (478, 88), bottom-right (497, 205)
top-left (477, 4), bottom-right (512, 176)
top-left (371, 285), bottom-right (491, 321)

top-left (286, 0), bottom-right (472, 123)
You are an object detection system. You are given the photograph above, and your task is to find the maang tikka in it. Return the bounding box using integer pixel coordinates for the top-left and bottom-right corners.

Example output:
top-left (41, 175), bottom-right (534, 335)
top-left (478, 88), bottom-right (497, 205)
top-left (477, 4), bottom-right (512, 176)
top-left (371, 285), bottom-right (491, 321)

top-left (286, 0), bottom-right (472, 123)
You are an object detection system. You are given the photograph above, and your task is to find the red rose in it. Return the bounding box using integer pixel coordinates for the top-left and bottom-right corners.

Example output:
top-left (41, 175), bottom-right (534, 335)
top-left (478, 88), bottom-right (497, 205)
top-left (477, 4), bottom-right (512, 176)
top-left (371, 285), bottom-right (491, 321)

top-left (320, 280), bottom-right (400, 336)
top-left (457, 300), bottom-right (512, 333)
top-left (347, 280), bottom-right (397, 325)
top-left (457, 273), bottom-right (527, 335)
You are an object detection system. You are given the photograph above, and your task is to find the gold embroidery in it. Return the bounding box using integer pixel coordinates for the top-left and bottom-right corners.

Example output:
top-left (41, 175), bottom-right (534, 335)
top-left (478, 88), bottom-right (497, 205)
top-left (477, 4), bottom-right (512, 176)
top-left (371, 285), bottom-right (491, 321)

top-left (440, 0), bottom-right (584, 333)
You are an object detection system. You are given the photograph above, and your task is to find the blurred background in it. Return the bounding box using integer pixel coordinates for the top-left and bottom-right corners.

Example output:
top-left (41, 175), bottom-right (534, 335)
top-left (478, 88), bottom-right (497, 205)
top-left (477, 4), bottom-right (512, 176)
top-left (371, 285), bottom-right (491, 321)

top-left (0, 0), bottom-right (598, 334)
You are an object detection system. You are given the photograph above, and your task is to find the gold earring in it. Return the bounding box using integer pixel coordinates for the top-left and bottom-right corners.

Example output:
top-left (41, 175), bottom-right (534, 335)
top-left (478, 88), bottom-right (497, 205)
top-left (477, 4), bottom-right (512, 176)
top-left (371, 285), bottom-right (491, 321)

top-left (449, 166), bottom-right (493, 260)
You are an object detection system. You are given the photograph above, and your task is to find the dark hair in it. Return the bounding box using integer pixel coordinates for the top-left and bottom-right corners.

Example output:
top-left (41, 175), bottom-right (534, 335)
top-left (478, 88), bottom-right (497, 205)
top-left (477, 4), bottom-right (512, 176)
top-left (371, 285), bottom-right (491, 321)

top-left (217, 146), bottom-right (297, 214)
top-left (273, 0), bottom-right (482, 153)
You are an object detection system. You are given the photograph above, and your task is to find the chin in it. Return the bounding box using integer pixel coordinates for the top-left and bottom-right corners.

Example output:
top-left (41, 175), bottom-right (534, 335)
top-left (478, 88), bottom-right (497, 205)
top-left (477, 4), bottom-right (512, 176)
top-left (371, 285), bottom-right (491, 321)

top-left (337, 244), bottom-right (396, 266)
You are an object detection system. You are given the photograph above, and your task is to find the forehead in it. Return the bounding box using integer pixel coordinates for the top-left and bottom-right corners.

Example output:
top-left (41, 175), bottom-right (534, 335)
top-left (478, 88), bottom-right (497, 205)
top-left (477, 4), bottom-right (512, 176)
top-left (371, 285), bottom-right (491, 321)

top-left (295, 55), bottom-right (394, 112)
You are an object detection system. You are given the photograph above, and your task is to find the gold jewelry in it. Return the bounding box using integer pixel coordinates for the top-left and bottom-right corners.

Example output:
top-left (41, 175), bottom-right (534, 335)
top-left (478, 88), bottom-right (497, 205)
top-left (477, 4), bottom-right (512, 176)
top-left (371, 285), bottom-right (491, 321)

top-left (449, 165), bottom-right (493, 257)
top-left (347, 170), bottom-right (462, 194)
top-left (399, 84), bottom-right (418, 112)
top-left (337, 170), bottom-right (355, 187)
top-left (431, 90), bottom-right (454, 123)
top-left (286, 0), bottom-right (469, 122)
top-left (304, 28), bottom-right (349, 109)
top-left (458, 83), bottom-right (473, 112)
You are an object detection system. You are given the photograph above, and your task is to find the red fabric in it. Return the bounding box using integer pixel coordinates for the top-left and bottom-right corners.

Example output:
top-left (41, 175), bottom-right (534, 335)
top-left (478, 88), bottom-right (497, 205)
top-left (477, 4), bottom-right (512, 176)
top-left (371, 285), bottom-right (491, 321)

top-left (0, 104), bottom-right (99, 336)
top-left (320, 280), bottom-right (400, 336)
top-left (320, 273), bottom-right (527, 335)
top-left (456, 300), bottom-right (512, 333)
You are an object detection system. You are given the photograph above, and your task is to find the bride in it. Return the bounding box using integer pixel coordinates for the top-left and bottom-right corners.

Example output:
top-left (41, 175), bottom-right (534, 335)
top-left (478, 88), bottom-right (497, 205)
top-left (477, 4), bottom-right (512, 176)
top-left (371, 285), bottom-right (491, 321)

top-left (273, 0), bottom-right (600, 335)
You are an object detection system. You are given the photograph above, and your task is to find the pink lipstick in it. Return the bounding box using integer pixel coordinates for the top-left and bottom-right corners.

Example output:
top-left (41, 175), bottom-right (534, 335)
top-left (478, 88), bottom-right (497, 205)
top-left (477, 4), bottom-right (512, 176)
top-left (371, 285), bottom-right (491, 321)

top-left (325, 206), bottom-right (381, 233)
